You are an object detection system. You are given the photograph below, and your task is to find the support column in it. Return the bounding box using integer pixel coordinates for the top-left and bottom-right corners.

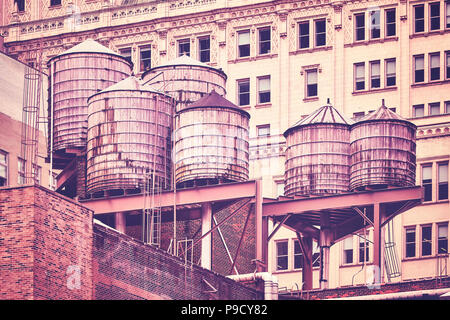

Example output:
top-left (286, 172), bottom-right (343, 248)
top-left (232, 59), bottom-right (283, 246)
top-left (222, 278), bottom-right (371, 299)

top-left (320, 212), bottom-right (332, 289)
top-left (115, 212), bottom-right (126, 234)
top-left (262, 216), bottom-right (269, 272)
top-left (297, 233), bottom-right (313, 290)
top-left (255, 179), bottom-right (264, 272)
top-left (201, 202), bottom-right (212, 270)
top-left (373, 202), bottom-right (382, 286)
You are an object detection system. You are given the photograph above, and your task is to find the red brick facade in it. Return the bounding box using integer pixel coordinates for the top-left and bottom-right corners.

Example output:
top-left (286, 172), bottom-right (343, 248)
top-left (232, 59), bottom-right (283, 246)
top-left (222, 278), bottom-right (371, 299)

top-left (0, 185), bottom-right (93, 300)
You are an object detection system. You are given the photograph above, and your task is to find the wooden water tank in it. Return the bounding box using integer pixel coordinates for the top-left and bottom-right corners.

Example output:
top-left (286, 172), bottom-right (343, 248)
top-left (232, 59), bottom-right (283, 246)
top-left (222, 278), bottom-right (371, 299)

top-left (175, 90), bottom-right (250, 186)
top-left (48, 39), bottom-right (132, 153)
top-left (350, 102), bottom-right (416, 190)
top-left (284, 104), bottom-right (353, 197)
top-left (142, 55), bottom-right (227, 112)
top-left (86, 77), bottom-right (174, 194)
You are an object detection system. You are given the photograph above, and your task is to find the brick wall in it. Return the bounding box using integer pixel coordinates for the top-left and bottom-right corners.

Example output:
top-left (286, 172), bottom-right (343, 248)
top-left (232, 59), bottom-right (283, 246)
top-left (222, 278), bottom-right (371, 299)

top-left (93, 222), bottom-right (260, 300)
top-left (0, 185), bottom-right (93, 300)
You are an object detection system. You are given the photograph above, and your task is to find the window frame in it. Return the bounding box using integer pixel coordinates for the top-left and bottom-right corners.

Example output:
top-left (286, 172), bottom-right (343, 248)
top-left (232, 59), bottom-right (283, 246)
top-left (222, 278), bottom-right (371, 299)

top-left (369, 9), bottom-right (381, 39)
top-left (446, 1), bottom-right (450, 29)
top-left (314, 18), bottom-right (326, 47)
top-left (119, 47), bottom-right (132, 66)
top-left (405, 226), bottom-right (417, 258)
top-left (385, 58), bottom-right (396, 87)
top-left (358, 234), bottom-right (370, 263)
top-left (257, 76), bottom-right (271, 104)
top-left (15, 0), bottom-right (25, 12)
top-left (429, 2), bottom-right (441, 31)
top-left (422, 164), bottom-right (433, 202)
top-left (355, 13), bottom-right (366, 41)
top-left (429, 102), bottom-right (440, 116)
top-left (446, 51), bottom-right (450, 79)
top-left (50, 0), bottom-right (61, 7)
top-left (257, 124), bottom-right (270, 137)
top-left (0, 150), bottom-right (8, 187)
top-left (178, 38), bottom-right (191, 57)
top-left (17, 157), bottom-right (26, 185)
top-left (237, 79), bottom-right (250, 106)
top-left (414, 4), bottom-right (425, 33)
top-left (298, 21), bottom-right (310, 49)
top-left (438, 162), bottom-right (449, 201)
top-left (343, 236), bottom-right (354, 265)
top-left (258, 26), bottom-right (271, 55)
top-left (198, 36), bottom-right (211, 63)
top-left (293, 239), bottom-right (304, 270)
top-left (370, 60), bottom-right (381, 89)
top-left (421, 224), bottom-right (433, 257)
top-left (429, 52), bottom-right (440, 81)
top-left (305, 68), bottom-right (318, 98)
top-left (437, 223), bottom-right (449, 255)
top-left (275, 240), bottom-right (289, 271)
top-left (139, 45), bottom-right (152, 73)
top-left (385, 8), bottom-right (396, 37)
top-left (414, 55), bottom-right (425, 83)
top-left (413, 104), bottom-right (425, 118)
top-left (237, 29), bottom-right (251, 58)
top-left (354, 63), bottom-right (365, 91)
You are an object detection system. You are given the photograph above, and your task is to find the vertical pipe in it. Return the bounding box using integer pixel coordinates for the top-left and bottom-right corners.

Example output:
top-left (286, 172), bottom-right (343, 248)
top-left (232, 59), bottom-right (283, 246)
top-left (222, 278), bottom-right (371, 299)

top-left (115, 212), bottom-right (126, 234)
top-left (49, 60), bottom-right (54, 183)
top-left (201, 202), bottom-right (212, 270)
top-left (373, 202), bottom-right (382, 285)
top-left (320, 212), bottom-right (331, 289)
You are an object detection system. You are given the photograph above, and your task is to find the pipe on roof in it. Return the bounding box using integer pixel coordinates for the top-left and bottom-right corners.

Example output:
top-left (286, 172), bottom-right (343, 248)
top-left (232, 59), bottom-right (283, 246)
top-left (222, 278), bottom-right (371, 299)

top-left (227, 272), bottom-right (278, 300)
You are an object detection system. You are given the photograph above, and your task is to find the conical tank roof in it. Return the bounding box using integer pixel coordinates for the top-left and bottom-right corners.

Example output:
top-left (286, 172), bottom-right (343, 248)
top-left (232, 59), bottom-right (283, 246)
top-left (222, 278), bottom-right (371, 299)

top-left (354, 100), bottom-right (416, 128)
top-left (48, 38), bottom-right (128, 63)
top-left (180, 90), bottom-right (250, 117)
top-left (87, 76), bottom-right (170, 101)
top-left (284, 101), bottom-right (353, 137)
top-left (145, 54), bottom-right (227, 78)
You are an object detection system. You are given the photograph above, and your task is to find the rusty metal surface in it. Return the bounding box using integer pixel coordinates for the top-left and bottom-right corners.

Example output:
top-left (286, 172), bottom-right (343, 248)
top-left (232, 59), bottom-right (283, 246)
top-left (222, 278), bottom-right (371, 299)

top-left (284, 123), bottom-right (351, 197)
top-left (142, 61), bottom-right (226, 113)
top-left (49, 52), bottom-right (131, 153)
top-left (350, 119), bottom-right (417, 190)
top-left (86, 79), bottom-right (174, 194)
top-left (174, 92), bottom-right (250, 186)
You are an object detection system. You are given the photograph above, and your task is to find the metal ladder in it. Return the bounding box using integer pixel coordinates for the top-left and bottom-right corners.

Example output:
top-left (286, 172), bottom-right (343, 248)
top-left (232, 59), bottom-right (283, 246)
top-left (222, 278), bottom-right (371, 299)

top-left (384, 220), bottom-right (401, 281)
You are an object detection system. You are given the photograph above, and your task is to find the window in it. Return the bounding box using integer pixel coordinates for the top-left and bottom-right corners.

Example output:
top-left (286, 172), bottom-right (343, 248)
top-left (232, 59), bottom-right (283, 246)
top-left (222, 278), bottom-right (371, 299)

top-left (258, 27), bottom-right (271, 55)
top-left (32, 165), bottom-right (41, 185)
top-left (258, 77), bottom-right (270, 104)
top-left (119, 48), bottom-right (132, 66)
top-left (422, 165), bottom-right (432, 202)
top-left (430, 53), bottom-right (440, 81)
top-left (178, 39), bottom-right (190, 57)
top-left (18, 158), bottom-right (25, 185)
top-left (299, 21), bottom-right (310, 49)
top-left (413, 104), bottom-right (425, 118)
top-left (15, 0), bottom-right (25, 12)
top-left (447, 52), bottom-right (450, 79)
top-left (405, 227), bottom-right (416, 258)
top-left (306, 69), bottom-right (318, 97)
top-left (438, 224), bottom-right (448, 254)
top-left (0, 151), bottom-right (7, 186)
top-left (447, 1), bottom-right (450, 29)
top-left (369, 9), bottom-right (381, 39)
top-left (276, 241), bottom-right (288, 271)
top-left (257, 125), bottom-right (270, 137)
top-left (276, 183), bottom-right (285, 197)
top-left (50, 0), bottom-right (61, 6)
top-left (370, 61), bottom-right (381, 89)
top-left (355, 13), bottom-right (365, 41)
top-left (385, 8), bottom-right (396, 37)
top-left (50, 172), bottom-right (57, 190)
top-left (386, 59), bottom-right (396, 86)
top-left (312, 241), bottom-right (320, 267)
top-left (354, 63), bottom-right (365, 91)
top-left (430, 2), bottom-right (440, 31)
top-left (414, 55), bottom-right (424, 83)
top-left (438, 163), bottom-right (449, 200)
top-left (358, 235), bottom-right (370, 263)
top-left (315, 19), bottom-right (326, 46)
top-left (343, 237), bottom-right (353, 264)
top-left (421, 225), bottom-right (432, 256)
top-left (429, 102), bottom-right (440, 116)
top-left (139, 45), bottom-right (151, 72)
top-left (238, 30), bottom-right (250, 58)
top-left (414, 5), bottom-right (425, 33)
top-left (293, 240), bottom-right (304, 269)
top-left (446, 101), bottom-right (450, 114)
top-left (198, 37), bottom-right (210, 63)
top-left (237, 79), bottom-right (250, 106)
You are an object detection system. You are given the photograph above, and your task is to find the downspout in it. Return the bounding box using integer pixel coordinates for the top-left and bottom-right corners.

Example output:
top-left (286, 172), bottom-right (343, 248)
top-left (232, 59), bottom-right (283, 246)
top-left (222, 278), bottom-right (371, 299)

top-left (227, 272), bottom-right (278, 300)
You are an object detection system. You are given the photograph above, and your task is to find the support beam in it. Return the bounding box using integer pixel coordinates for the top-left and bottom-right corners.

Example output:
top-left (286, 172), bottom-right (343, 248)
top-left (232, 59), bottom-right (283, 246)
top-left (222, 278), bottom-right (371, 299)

top-left (115, 212), bottom-right (126, 234)
top-left (268, 213), bottom-right (292, 241)
top-left (373, 202), bottom-right (382, 286)
top-left (201, 203), bottom-right (212, 270)
top-left (319, 213), bottom-right (332, 289)
top-left (255, 179), bottom-right (264, 272)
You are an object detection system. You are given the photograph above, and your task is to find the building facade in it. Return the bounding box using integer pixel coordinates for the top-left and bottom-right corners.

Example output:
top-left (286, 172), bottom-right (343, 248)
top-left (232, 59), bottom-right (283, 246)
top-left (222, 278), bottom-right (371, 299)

top-left (0, 0), bottom-right (449, 292)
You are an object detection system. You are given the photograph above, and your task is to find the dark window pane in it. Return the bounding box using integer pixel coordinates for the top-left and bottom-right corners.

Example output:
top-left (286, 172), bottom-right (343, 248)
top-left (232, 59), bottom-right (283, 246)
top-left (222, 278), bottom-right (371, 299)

top-left (307, 84), bottom-right (317, 97)
top-left (439, 183), bottom-right (449, 200)
top-left (239, 44), bottom-right (250, 57)
top-left (415, 70), bottom-right (424, 83)
top-left (371, 78), bottom-right (380, 88)
top-left (199, 38), bottom-right (210, 63)
top-left (424, 183), bottom-right (432, 201)
top-left (406, 243), bottom-right (416, 257)
top-left (315, 20), bottom-right (326, 46)
top-left (386, 9), bottom-right (396, 36)
top-left (386, 76), bottom-right (396, 86)
top-left (345, 250), bottom-right (353, 264)
top-left (299, 22), bottom-right (310, 48)
top-left (431, 67), bottom-right (440, 80)
top-left (415, 6), bottom-right (425, 32)
top-left (430, 3), bottom-right (440, 30)
top-left (356, 81), bottom-right (365, 91)
top-left (259, 92), bottom-right (270, 104)
top-left (259, 28), bottom-right (271, 54)
top-left (355, 14), bottom-right (365, 41)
